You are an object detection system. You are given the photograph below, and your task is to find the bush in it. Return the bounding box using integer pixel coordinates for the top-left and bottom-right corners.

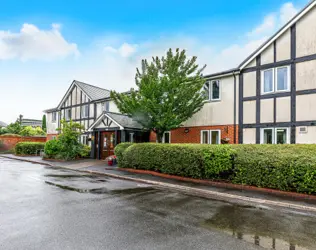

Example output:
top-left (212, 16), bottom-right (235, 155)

top-left (44, 139), bottom-right (62, 158)
top-left (114, 143), bottom-right (133, 163)
top-left (20, 126), bottom-right (46, 136)
top-left (79, 145), bottom-right (91, 158)
top-left (117, 143), bottom-right (235, 179)
top-left (233, 144), bottom-right (316, 194)
top-left (15, 142), bottom-right (45, 155)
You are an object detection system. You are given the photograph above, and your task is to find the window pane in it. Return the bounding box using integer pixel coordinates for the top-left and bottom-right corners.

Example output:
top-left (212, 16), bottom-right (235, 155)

top-left (277, 67), bottom-right (288, 91)
top-left (106, 101), bottom-right (110, 111)
top-left (263, 129), bottom-right (273, 144)
top-left (263, 70), bottom-right (273, 93)
top-left (203, 82), bottom-right (210, 100)
top-left (212, 81), bottom-right (220, 100)
top-left (164, 132), bottom-right (170, 143)
top-left (211, 131), bottom-right (220, 144)
top-left (201, 131), bottom-right (209, 144)
top-left (276, 129), bottom-right (287, 144)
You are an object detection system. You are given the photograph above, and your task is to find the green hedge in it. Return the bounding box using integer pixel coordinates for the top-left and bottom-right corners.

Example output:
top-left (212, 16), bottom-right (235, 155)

top-left (15, 142), bottom-right (46, 155)
top-left (115, 143), bottom-right (316, 194)
top-left (118, 143), bottom-right (235, 179)
top-left (114, 143), bottom-right (133, 164)
top-left (233, 145), bottom-right (316, 194)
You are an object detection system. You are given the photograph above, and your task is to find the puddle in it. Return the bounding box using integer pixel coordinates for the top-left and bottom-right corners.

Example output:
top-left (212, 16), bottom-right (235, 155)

top-left (44, 174), bottom-right (91, 178)
top-left (202, 204), bottom-right (316, 250)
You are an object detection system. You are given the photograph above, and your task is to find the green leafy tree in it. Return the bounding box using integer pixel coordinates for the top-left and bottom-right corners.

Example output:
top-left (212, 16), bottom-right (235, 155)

top-left (20, 126), bottom-right (46, 136)
top-left (42, 115), bottom-right (47, 132)
top-left (111, 48), bottom-right (206, 142)
top-left (5, 121), bottom-right (22, 135)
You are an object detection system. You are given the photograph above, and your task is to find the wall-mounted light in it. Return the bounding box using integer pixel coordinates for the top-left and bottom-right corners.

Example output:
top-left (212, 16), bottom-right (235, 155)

top-left (184, 128), bottom-right (190, 133)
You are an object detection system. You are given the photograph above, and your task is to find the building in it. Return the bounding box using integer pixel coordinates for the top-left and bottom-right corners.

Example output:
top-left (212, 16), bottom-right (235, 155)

top-left (0, 121), bottom-right (7, 128)
top-left (21, 119), bottom-right (42, 128)
top-left (45, 0), bottom-right (316, 158)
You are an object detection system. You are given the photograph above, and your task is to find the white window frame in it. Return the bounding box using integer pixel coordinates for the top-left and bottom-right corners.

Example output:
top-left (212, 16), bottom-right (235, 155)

top-left (82, 104), bottom-right (89, 118)
top-left (65, 109), bottom-right (71, 121)
top-left (81, 135), bottom-right (88, 145)
top-left (200, 130), bottom-right (221, 144)
top-left (52, 112), bottom-right (57, 123)
top-left (52, 136), bottom-right (56, 140)
top-left (102, 101), bottom-right (110, 112)
top-left (261, 68), bottom-right (275, 94)
top-left (275, 66), bottom-right (291, 92)
top-left (129, 133), bottom-right (134, 143)
top-left (162, 131), bottom-right (171, 143)
top-left (210, 130), bottom-right (221, 144)
top-left (260, 127), bottom-right (290, 144)
top-left (200, 130), bottom-right (210, 144)
top-left (210, 80), bottom-right (221, 101)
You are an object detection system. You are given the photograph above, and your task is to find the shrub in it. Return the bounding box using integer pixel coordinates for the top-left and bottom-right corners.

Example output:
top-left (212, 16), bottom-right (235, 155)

top-left (20, 126), bottom-right (46, 136)
top-left (44, 139), bottom-right (62, 158)
top-left (114, 143), bottom-right (133, 163)
top-left (118, 143), bottom-right (235, 179)
top-left (79, 145), bottom-right (91, 158)
top-left (15, 142), bottom-right (45, 155)
top-left (233, 144), bottom-right (316, 194)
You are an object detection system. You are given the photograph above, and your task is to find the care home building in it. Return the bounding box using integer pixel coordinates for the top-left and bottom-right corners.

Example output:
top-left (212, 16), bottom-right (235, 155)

top-left (45, 0), bottom-right (316, 159)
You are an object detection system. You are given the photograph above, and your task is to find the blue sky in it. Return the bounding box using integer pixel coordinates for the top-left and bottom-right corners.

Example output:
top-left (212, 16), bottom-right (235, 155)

top-left (0, 0), bottom-right (309, 124)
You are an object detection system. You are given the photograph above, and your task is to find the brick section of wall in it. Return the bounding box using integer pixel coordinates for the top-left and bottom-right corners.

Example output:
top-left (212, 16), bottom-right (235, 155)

top-left (149, 125), bottom-right (239, 144)
top-left (46, 134), bottom-right (59, 141)
top-left (0, 135), bottom-right (46, 151)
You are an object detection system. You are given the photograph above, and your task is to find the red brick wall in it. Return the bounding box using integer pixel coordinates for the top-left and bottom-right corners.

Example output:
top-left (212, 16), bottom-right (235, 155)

top-left (149, 125), bottom-right (239, 144)
top-left (0, 135), bottom-right (46, 151)
top-left (46, 134), bottom-right (58, 141)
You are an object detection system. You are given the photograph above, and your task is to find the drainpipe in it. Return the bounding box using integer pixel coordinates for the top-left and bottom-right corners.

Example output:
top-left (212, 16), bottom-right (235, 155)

top-left (233, 71), bottom-right (237, 144)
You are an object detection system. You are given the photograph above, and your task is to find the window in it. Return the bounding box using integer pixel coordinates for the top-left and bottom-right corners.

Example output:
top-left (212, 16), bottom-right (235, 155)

top-left (65, 109), bottom-right (71, 121)
top-left (52, 112), bottom-right (57, 123)
top-left (129, 133), bottom-right (134, 143)
top-left (162, 132), bottom-right (171, 143)
top-left (261, 128), bottom-right (289, 144)
top-left (262, 69), bottom-right (274, 93)
top-left (81, 105), bottom-right (89, 118)
top-left (81, 135), bottom-right (88, 145)
top-left (261, 66), bottom-right (290, 94)
top-left (200, 130), bottom-right (221, 144)
top-left (203, 80), bottom-right (221, 101)
top-left (276, 66), bottom-right (290, 91)
top-left (201, 130), bottom-right (209, 144)
top-left (52, 136), bottom-right (56, 140)
top-left (102, 101), bottom-right (110, 112)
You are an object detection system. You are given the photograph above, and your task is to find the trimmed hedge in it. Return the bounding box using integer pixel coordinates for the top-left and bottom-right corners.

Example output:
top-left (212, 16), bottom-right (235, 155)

top-left (114, 143), bottom-right (133, 164)
top-left (115, 143), bottom-right (316, 194)
top-left (15, 142), bottom-right (46, 155)
top-left (118, 143), bottom-right (235, 179)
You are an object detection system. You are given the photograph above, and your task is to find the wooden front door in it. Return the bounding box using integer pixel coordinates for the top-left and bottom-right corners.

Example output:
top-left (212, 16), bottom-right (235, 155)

top-left (100, 131), bottom-right (116, 160)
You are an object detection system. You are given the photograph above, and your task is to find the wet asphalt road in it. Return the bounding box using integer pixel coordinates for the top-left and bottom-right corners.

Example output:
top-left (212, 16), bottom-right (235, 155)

top-left (1, 158), bottom-right (316, 250)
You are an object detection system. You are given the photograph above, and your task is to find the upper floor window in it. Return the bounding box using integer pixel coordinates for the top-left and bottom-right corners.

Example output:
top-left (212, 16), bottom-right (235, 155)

top-left (204, 80), bottom-right (221, 101)
top-left (82, 105), bottom-right (89, 118)
top-left (261, 66), bottom-right (290, 94)
top-left (52, 112), bottom-right (57, 123)
top-left (102, 101), bottom-right (110, 112)
top-left (65, 109), bottom-right (71, 121)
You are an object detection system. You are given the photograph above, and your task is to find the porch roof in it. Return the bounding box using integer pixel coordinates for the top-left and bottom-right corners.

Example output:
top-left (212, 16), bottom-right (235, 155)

top-left (88, 112), bottom-right (144, 131)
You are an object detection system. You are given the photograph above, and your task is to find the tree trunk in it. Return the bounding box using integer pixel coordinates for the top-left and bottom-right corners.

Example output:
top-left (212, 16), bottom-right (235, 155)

top-left (156, 133), bottom-right (163, 143)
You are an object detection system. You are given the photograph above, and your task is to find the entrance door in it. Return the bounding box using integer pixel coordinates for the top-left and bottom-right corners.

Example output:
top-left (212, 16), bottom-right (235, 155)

top-left (100, 131), bottom-right (116, 160)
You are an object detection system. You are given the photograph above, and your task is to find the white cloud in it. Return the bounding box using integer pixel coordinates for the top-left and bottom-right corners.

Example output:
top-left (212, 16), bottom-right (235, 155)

top-left (247, 2), bottom-right (299, 38)
top-left (0, 23), bottom-right (79, 61)
top-left (104, 42), bottom-right (137, 57)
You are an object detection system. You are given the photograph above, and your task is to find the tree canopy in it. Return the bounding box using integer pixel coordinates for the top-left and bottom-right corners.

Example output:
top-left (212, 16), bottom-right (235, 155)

top-left (111, 48), bottom-right (206, 142)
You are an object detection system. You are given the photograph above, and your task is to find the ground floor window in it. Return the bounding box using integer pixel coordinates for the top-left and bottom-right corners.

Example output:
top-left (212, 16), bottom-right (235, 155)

top-left (129, 133), bottom-right (134, 143)
top-left (200, 130), bottom-right (221, 144)
top-left (261, 128), bottom-right (289, 144)
top-left (81, 135), bottom-right (88, 145)
top-left (162, 131), bottom-right (171, 143)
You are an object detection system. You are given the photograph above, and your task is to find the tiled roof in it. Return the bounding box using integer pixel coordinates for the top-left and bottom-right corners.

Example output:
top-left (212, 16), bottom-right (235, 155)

top-left (0, 121), bottom-right (7, 127)
top-left (106, 112), bottom-right (144, 129)
top-left (75, 80), bottom-right (111, 101)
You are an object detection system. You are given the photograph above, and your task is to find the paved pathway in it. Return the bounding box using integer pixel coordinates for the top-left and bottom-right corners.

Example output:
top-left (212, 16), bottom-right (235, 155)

top-left (2, 154), bottom-right (316, 213)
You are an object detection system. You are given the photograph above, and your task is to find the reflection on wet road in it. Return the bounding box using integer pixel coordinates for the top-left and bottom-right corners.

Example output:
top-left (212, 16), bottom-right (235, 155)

top-left (1, 157), bottom-right (316, 250)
